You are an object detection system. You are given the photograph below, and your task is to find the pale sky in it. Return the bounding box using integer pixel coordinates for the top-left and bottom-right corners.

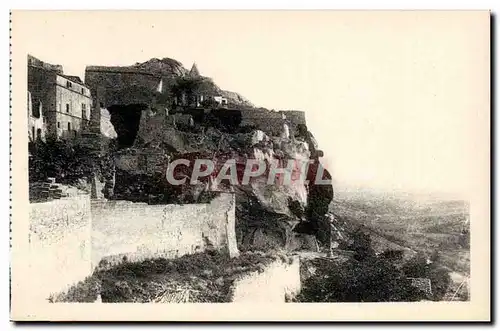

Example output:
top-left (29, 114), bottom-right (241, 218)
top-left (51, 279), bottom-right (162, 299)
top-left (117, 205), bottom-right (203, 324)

top-left (15, 11), bottom-right (490, 199)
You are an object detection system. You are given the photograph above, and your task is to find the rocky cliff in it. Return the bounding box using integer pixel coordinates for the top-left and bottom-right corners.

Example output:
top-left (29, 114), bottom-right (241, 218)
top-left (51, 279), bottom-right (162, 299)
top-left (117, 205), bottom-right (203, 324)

top-left (116, 108), bottom-right (331, 251)
top-left (93, 56), bottom-right (334, 252)
top-left (132, 57), bottom-right (188, 77)
top-left (100, 108), bottom-right (118, 139)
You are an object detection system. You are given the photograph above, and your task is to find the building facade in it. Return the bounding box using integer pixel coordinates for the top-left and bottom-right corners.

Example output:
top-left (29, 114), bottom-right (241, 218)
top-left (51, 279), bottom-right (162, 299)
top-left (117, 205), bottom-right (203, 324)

top-left (53, 74), bottom-right (92, 138)
top-left (28, 55), bottom-right (92, 140)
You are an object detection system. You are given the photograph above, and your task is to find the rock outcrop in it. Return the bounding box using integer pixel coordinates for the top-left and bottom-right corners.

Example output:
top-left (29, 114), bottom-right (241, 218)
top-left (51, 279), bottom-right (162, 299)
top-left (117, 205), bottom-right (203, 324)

top-left (90, 56), bottom-right (334, 252)
top-left (132, 57), bottom-right (188, 77)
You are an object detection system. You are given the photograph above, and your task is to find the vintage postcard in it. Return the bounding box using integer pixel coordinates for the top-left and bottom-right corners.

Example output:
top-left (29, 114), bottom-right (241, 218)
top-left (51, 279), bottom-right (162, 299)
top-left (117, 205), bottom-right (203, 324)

top-left (10, 10), bottom-right (490, 321)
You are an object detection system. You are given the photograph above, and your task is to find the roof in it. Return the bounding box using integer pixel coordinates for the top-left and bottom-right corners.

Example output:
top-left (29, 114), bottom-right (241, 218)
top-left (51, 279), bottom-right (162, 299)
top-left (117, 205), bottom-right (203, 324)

top-left (189, 62), bottom-right (200, 77)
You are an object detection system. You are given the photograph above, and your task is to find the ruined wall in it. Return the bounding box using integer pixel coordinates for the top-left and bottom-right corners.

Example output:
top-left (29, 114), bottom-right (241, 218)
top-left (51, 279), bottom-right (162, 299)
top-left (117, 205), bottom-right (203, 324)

top-left (240, 109), bottom-right (284, 136)
top-left (28, 192), bottom-right (240, 300)
top-left (27, 91), bottom-right (46, 141)
top-left (28, 196), bottom-right (92, 301)
top-left (230, 256), bottom-right (301, 302)
top-left (85, 67), bottom-right (161, 108)
top-left (240, 109), bottom-right (305, 137)
top-left (28, 66), bottom-right (58, 138)
top-left (91, 192), bottom-right (238, 269)
top-left (28, 54), bottom-right (63, 74)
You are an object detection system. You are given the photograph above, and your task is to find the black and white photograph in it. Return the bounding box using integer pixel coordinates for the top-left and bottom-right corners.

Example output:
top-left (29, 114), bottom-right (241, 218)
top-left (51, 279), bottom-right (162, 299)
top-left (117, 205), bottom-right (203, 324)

top-left (10, 10), bottom-right (490, 321)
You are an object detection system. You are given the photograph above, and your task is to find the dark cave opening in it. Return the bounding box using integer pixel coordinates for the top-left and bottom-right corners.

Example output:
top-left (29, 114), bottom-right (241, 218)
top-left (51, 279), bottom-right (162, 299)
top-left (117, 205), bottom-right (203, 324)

top-left (107, 104), bottom-right (147, 149)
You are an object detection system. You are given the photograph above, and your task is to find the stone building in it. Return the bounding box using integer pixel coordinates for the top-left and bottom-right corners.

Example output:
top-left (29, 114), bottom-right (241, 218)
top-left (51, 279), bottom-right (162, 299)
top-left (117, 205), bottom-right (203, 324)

top-left (28, 55), bottom-right (92, 140)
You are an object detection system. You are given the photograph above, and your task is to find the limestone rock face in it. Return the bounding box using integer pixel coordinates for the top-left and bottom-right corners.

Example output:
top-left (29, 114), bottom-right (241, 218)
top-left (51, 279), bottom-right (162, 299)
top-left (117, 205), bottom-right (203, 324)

top-left (134, 108), bottom-right (177, 149)
top-left (100, 108), bottom-right (118, 139)
top-left (231, 140), bottom-right (311, 251)
top-left (133, 57), bottom-right (188, 78)
top-left (250, 130), bottom-right (267, 146)
top-left (129, 122), bottom-right (315, 250)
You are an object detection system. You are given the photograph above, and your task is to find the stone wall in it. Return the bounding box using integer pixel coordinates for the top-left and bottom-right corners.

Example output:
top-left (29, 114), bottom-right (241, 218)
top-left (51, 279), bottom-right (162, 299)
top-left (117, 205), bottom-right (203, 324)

top-left (28, 192), bottom-right (239, 301)
top-left (240, 109), bottom-right (306, 137)
top-left (28, 54), bottom-right (63, 74)
top-left (28, 195), bottom-right (92, 301)
top-left (240, 109), bottom-right (284, 136)
top-left (85, 67), bottom-right (161, 108)
top-left (230, 256), bottom-right (301, 302)
top-left (91, 192), bottom-right (239, 269)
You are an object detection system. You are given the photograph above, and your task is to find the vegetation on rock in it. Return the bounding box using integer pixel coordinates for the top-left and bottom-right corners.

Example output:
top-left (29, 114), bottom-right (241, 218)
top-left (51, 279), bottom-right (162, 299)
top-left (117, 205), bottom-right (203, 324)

top-left (402, 253), bottom-right (451, 301)
top-left (297, 256), bottom-right (427, 302)
top-left (297, 219), bottom-right (456, 302)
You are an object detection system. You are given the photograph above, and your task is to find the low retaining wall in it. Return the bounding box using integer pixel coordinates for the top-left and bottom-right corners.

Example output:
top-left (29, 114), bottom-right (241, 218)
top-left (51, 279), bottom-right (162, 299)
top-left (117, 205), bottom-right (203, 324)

top-left (91, 192), bottom-right (238, 269)
top-left (29, 195), bottom-right (92, 301)
top-left (230, 256), bottom-right (301, 302)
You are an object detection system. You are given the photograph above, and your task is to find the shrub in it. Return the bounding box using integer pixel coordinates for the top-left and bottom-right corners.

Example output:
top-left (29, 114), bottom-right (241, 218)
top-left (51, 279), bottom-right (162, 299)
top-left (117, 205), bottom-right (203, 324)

top-left (345, 228), bottom-right (376, 261)
top-left (29, 137), bottom-right (113, 186)
top-left (297, 227), bottom-right (426, 303)
top-left (297, 257), bottom-right (426, 302)
top-left (402, 253), bottom-right (451, 301)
